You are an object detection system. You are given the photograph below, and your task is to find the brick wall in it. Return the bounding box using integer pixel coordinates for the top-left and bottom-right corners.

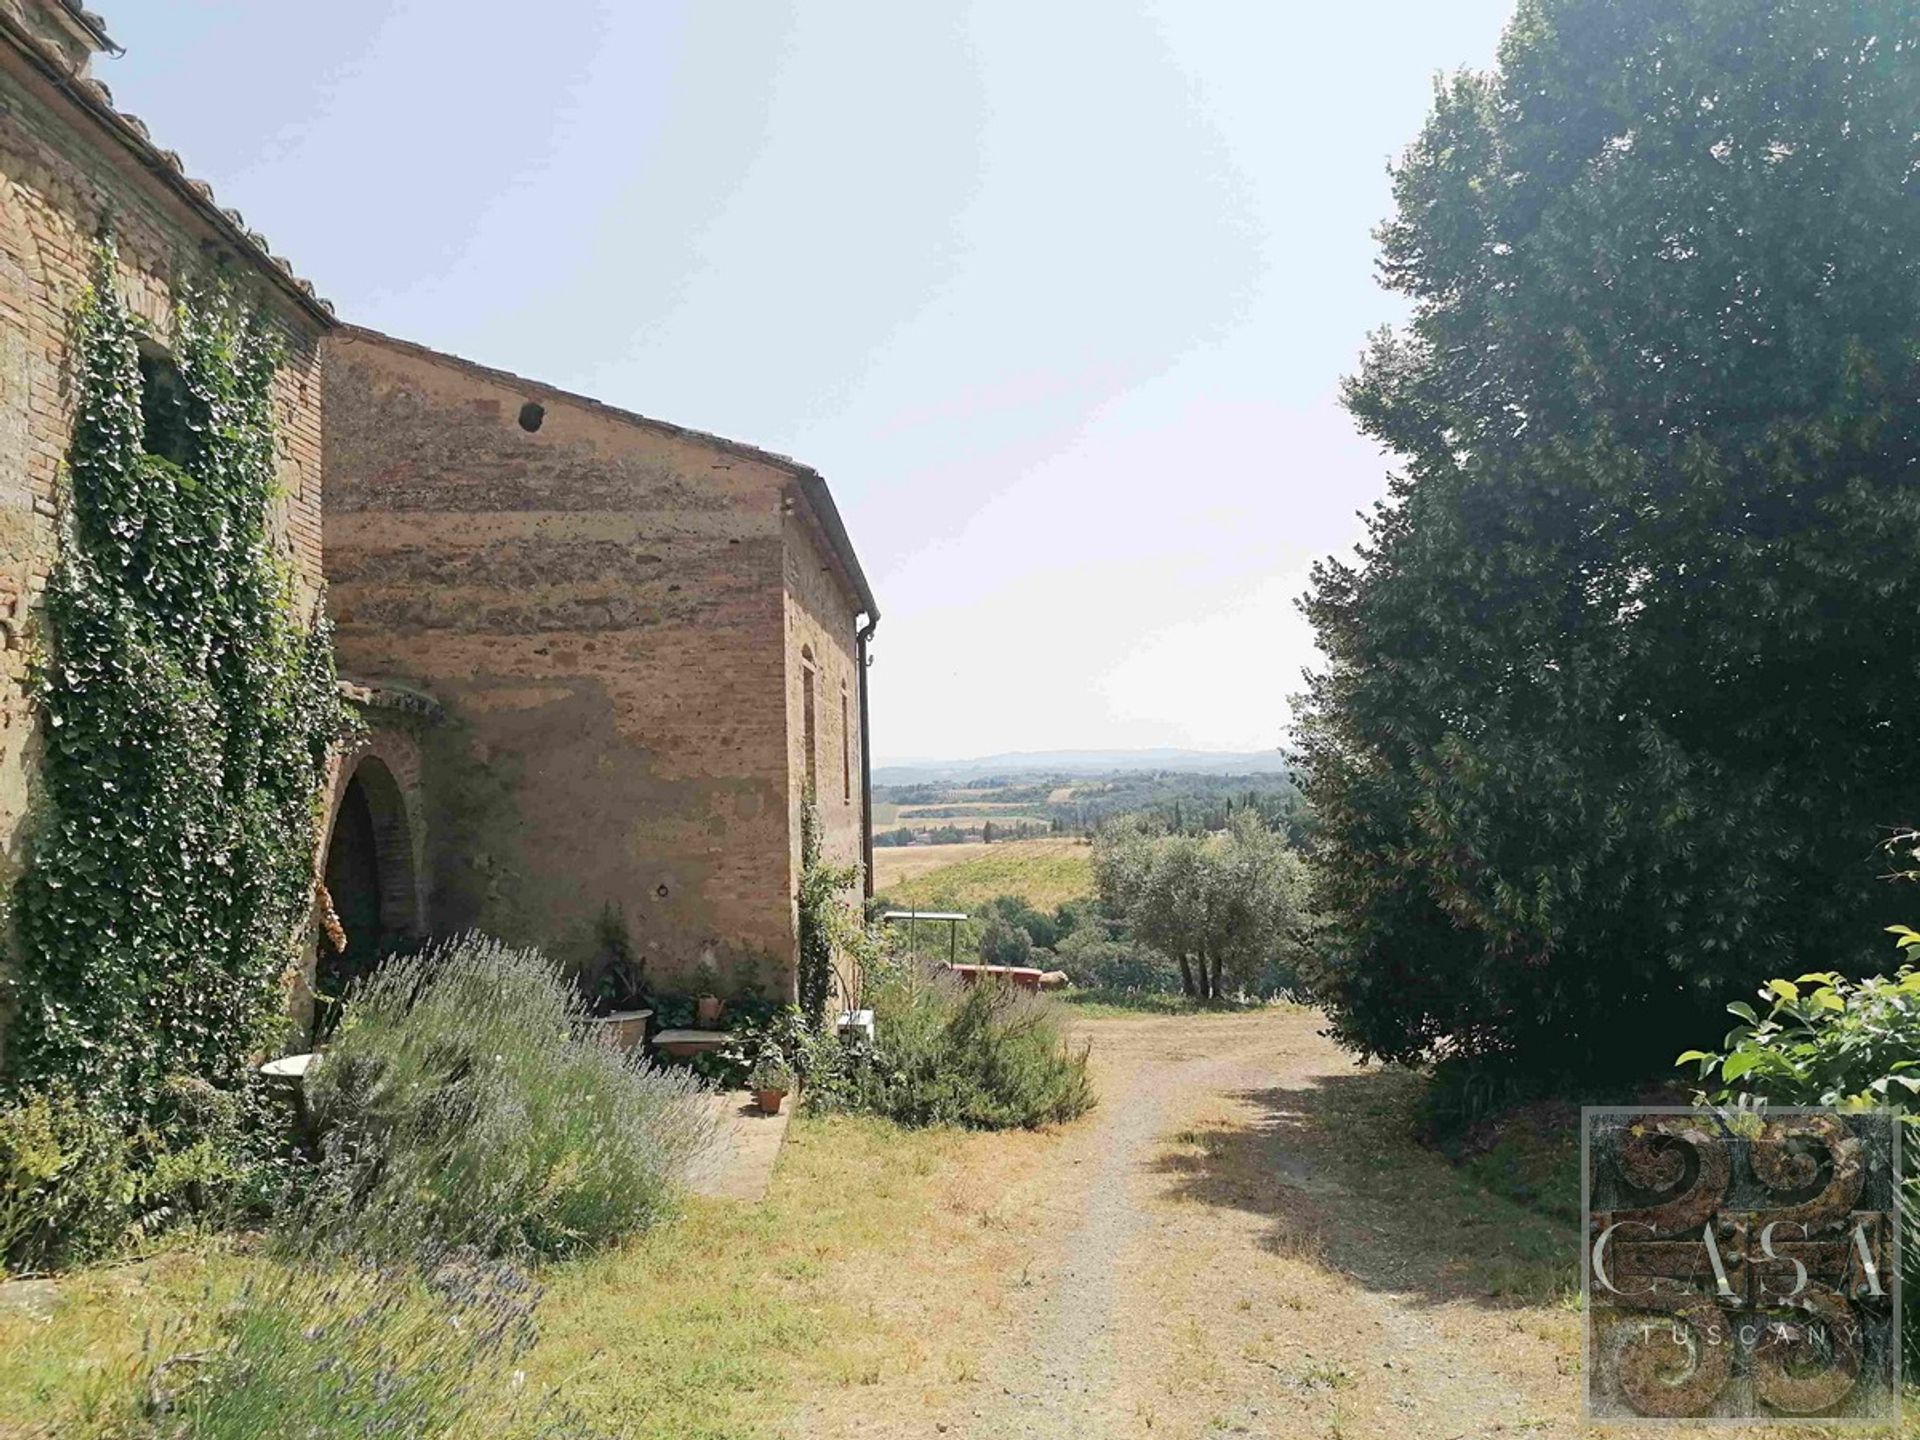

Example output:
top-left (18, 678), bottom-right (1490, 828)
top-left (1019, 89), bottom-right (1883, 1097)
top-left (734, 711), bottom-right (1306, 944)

top-left (783, 498), bottom-right (867, 889)
top-left (0, 39), bottom-right (327, 893)
top-left (321, 330), bottom-right (802, 996)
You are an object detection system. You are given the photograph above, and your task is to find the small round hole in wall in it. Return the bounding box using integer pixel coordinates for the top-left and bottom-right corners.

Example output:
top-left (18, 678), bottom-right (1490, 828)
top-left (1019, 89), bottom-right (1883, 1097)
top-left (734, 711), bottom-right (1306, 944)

top-left (655, 883), bottom-right (670, 899)
top-left (517, 400), bottom-right (545, 433)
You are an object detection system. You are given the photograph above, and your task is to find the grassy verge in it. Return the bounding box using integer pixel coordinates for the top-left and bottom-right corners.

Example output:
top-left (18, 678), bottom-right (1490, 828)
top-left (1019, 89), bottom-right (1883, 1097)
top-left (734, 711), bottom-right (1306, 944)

top-left (0, 1235), bottom-right (299, 1437)
top-left (1327, 1067), bottom-right (1578, 1304)
top-left (1443, 1101), bottom-right (1584, 1228)
top-left (0, 1113), bottom-right (1049, 1440)
top-left (520, 1114), bottom-right (987, 1437)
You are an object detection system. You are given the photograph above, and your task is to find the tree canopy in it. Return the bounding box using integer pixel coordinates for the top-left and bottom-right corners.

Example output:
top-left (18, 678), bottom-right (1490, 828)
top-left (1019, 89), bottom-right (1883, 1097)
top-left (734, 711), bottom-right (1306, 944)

top-left (1094, 813), bottom-right (1309, 1001)
top-left (1296, 0), bottom-right (1920, 1078)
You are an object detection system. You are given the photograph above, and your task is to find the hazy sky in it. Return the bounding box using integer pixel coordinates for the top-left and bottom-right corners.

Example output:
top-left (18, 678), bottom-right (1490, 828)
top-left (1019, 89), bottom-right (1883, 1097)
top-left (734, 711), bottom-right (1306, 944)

top-left (101, 1), bottom-right (1514, 763)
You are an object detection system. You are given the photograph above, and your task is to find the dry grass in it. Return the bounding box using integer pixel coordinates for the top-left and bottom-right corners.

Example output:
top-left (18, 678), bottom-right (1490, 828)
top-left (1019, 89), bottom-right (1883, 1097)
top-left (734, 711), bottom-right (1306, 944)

top-left (518, 1113), bottom-right (1060, 1438)
top-left (870, 838), bottom-right (1094, 911)
top-left (0, 1113), bottom-right (1070, 1440)
top-left (0, 1240), bottom-right (259, 1437)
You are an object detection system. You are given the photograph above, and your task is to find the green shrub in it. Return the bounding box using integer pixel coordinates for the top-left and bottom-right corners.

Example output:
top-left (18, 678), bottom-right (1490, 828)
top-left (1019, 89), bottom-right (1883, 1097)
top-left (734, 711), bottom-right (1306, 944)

top-left (0, 1075), bottom-right (288, 1275)
top-left (1054, 929), bottom-right (1181, 995)
top-left (0, 1085), bottom-right (138, 1272)
top-left (298, 935), bottom-right (713, 1261)
top-left (977, 914), bottom-right (1034, 968)
top-left (1683, 928), bottom-right (1920, 1369)
top-left (1679, 838), bottom-right (1920, 1107)
top-left (833, 965), bottom-right (1094, 1129)
top-left (141, 1258), bottom-right (591, 1439)
top-left (986, 894), bottom-right (1071, 951)
top-left (1680, 958), bottom-right (1920, 1110)
top-left (699, 1005), bottom-right (822, 1089)
top-left (748, 1058), bottom-right (794, 1092)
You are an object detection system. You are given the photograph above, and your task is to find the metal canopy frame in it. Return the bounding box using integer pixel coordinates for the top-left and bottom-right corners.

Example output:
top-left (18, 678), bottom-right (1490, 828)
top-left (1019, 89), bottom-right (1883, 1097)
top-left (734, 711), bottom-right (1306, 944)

top-left (881, 909), bottom-right (968, 965)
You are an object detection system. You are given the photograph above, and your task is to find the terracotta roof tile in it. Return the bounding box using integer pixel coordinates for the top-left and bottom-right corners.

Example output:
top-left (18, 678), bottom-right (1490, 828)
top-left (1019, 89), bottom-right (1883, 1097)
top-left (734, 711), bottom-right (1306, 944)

top-left (0, 4), bottom-right (334, 324)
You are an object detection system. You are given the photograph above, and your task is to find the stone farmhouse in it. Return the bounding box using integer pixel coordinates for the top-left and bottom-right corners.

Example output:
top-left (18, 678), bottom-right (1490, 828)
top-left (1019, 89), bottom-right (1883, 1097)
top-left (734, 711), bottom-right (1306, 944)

top-left (0, 0), bottom-right (878, 1024)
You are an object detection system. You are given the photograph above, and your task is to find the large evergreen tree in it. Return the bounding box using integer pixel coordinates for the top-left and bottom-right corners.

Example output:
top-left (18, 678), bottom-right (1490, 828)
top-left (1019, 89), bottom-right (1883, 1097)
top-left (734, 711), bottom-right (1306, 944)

top-left (1297, 0), bottom-right (1920, 1078)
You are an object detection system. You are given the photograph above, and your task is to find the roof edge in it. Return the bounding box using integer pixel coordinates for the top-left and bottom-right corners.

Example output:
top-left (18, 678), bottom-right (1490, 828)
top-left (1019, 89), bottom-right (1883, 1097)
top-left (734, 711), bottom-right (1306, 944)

top-left (58, 3), bottom-right (115, 53)
top-left (335, 324), bottom-right (879, 621)
top-left (0, 10), bottom-right (334, 326)
top-left (793, 469), bottom-right (879, 623)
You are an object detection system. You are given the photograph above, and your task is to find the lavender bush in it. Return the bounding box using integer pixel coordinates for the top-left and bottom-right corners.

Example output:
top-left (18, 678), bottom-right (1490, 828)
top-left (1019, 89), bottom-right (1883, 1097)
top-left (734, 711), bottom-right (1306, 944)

top-left (297, 935), bottom-right (713, 1261)
top-left (143, 1254), bottom-right (597, 1439)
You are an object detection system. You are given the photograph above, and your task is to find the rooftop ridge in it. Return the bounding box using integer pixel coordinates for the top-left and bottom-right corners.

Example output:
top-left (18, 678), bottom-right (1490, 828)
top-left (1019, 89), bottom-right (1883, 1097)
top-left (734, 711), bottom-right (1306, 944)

top-left (334, 325), bottom-right (878, 620)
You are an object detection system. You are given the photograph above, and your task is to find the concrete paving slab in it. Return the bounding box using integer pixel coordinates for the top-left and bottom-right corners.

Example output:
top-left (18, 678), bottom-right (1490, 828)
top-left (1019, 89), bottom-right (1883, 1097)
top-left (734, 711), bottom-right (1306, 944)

top-left (684, 1088), bottom-right (792, 1202)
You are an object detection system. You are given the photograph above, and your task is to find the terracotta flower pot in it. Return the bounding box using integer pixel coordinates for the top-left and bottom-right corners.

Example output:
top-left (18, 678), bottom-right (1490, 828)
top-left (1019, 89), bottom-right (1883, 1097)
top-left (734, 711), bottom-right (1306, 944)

top-left (696, 994), bottom-right (725, 1027)
top-left (755, 1087), bottom-right (787, 1115)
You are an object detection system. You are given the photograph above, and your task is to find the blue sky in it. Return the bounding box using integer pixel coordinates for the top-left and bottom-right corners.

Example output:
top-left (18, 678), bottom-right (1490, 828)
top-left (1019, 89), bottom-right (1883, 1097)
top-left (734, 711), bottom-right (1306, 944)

top-left (101, 1), bottom-right (1514, 762)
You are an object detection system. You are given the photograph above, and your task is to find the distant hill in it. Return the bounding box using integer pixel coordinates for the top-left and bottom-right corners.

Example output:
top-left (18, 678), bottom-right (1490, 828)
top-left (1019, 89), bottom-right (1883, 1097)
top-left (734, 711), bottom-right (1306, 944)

top-left (872, 748), bottom-right (1290, 786)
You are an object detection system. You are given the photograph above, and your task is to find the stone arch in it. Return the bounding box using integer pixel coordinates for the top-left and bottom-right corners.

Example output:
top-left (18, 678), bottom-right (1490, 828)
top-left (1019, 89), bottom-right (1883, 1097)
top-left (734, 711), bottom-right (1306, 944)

top-left (315, 752), bottom-right (422, 1028)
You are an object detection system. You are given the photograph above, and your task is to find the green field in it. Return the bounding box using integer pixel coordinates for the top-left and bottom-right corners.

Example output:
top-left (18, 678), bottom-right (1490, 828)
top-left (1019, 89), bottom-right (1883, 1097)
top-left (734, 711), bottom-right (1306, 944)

top-left (870, 838), bottom-right (1095, 911)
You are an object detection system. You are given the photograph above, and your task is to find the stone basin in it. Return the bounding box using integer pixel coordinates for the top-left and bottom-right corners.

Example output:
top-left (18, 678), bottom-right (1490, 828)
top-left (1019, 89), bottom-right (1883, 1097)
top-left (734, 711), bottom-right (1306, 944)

top-left (584, 1008), bottom-right (653, 1052)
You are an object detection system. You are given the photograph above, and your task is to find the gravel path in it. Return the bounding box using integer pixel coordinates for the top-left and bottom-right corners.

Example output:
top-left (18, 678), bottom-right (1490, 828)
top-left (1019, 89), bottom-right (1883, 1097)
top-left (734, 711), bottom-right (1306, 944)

top-left (802, 1007), bottom-right (1599, 1440)
top-left (990, 1038), bottom-right (1258, 1437)
top-left (943, 1009), bottom-right (1579, 1439)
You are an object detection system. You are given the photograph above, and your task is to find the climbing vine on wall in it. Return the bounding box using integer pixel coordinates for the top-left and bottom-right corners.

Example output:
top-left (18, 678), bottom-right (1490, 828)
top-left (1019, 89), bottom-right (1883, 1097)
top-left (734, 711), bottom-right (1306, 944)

top-left (5, 240), bottom-right (345, 1122)
top-left (796, 800), bottom-right (860, 1025)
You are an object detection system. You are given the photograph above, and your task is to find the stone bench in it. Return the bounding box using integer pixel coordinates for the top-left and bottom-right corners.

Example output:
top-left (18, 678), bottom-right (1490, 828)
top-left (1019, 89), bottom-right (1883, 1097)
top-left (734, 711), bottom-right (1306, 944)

top-left (651, 1028), bottom-right (731, 1060)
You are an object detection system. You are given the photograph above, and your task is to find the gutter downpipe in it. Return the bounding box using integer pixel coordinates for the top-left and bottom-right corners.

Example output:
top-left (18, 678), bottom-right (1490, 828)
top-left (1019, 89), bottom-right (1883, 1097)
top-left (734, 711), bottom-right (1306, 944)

top-left (857, 614), bottom-right (878, 906)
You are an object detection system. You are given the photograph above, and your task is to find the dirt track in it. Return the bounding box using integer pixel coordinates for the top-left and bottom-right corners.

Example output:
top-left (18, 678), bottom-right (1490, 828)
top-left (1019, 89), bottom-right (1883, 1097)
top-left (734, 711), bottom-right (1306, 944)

top-left (790, 1008), bottom-right (1588, 1439)
top-left (791, 1008), bottom-right (1853, 1440)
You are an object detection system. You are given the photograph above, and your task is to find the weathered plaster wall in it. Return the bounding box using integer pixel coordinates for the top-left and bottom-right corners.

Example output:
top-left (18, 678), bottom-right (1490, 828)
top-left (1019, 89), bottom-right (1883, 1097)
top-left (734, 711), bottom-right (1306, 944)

top-left (0, 38), bottom-right (326, 896)
top-left (321, 330), bottom-right (800, 995)
top-left (783, 499), bottom-right (866, 892)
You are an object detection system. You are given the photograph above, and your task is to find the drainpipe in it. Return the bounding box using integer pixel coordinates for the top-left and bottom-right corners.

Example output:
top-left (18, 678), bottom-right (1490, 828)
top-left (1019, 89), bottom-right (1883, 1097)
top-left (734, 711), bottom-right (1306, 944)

top-left (857, 614), bottom-right (878, 905)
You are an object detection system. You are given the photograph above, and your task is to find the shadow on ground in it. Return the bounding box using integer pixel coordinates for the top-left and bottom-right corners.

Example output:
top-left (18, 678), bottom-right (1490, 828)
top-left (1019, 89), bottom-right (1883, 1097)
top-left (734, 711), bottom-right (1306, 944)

top-left (1150, 1064), bottom-right (1580, 1311)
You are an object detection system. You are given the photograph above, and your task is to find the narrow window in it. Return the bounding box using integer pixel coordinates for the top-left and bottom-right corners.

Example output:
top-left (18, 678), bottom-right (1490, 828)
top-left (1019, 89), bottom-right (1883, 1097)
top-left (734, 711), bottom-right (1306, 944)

top-left (801, 649), bottom-right (818, 799)
top-left (841, 686), bottom-right (851, 802)
top-left (139, 347), bottom-right (191, 465)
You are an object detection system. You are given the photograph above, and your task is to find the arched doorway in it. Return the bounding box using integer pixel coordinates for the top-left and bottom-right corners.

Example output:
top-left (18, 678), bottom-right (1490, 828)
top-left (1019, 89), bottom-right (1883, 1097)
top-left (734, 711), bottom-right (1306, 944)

top-left (316, 756), bottom-right (419, 1035)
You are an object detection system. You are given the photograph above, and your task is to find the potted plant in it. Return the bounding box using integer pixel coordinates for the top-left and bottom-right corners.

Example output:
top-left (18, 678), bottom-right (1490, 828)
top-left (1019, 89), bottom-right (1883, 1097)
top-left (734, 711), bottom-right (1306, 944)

top-left (582, 910), bottom-right (652, 1051)
top-left (693, 951), bottom-right (725, 1028)
top-left (749, 1058), bottom-right (793, 1115)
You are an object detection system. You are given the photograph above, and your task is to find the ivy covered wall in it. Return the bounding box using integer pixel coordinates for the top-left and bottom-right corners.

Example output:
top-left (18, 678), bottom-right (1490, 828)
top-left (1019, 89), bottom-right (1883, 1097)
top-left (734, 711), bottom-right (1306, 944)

top-left (3, 243), bottom-right (345, 1122)
top-left (0, 47), bottom-right (332, 913)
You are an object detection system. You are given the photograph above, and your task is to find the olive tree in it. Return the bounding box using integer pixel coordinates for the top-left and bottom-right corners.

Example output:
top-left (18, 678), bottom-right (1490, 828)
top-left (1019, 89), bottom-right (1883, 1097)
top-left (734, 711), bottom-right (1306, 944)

top-left (1093, 814), bottom-right (1309, 1001)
